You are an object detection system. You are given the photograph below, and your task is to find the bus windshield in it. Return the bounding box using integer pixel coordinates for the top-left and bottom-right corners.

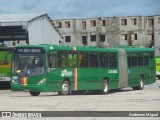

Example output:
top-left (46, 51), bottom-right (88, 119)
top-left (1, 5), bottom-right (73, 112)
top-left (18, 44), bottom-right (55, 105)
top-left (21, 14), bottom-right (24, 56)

top-left (12, 54), bottom-right (45, 76)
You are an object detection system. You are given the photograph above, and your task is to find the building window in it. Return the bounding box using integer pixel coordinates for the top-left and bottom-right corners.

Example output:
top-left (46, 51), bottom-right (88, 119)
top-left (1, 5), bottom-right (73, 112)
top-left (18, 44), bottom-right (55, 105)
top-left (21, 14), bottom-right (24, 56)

top-left (100, 35), bottom-right (105, 42)
top-left (158, 18), bottom-right (160, 25)
top-left (82, 21), bottom-right (86, 30)
top-left (91, 35), bottom-right (96, 42)
top-left (131, 18), bottom-right (137, 25)
top-left (158, 33), bottom-right (160, 38)
top-left (56, 22), bottom-right (62, 28)
top-left (82, 36), bottom-right (87, 45)
top-left (131, 34), bottom-right (137, 40)
top-left (159, 48), bottom-right (160, 55)
top-left (65, 36), bottom-right (71, 42)
top-left (99, 20), bottom-right (105, 26)
top-left (121, 19), bottom-right (127, 26)
top-left (121, 34), bottom-right (128, 40)
top-left (90, 20), bottom-right (96, 27)
top-left (148, 19), bottom-right (153, 27)
top-left (148, 34), bottom-right (154, 42)
top-left (59, 40), bottom-right (62, 44)
top-left (65, 21), bottom-right (70, 28)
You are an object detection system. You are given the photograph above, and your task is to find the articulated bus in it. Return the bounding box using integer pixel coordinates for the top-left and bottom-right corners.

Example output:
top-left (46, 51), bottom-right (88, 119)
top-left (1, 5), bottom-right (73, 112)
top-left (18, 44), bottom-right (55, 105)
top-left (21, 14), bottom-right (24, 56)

top-left (155, 56), bottom-right (160, 79)
top-left (0, 48), bottom-right (13, 83)
top-left (11, 45), bottom-right (156, 96)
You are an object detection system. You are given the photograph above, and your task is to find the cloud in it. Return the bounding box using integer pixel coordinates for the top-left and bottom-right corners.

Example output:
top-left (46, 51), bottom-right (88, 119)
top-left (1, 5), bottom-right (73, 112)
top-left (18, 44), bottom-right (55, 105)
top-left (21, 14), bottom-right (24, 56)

top-left (59, 0), bottom-right (128, 18)
top-left (0, 9), bottom-right (3, 13)
top-left (56, 0), bottom-right (160, 18)
top-left (0, 0), bottom-right (160, 19)
top-left (20, 0), bottom-right (42, 10)
top-left (48, 0), bottom-right (74, 19)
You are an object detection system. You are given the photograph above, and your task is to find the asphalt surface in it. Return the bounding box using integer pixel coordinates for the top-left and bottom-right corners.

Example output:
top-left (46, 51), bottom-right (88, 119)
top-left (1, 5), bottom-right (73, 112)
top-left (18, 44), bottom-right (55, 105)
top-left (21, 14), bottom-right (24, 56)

top-left (0, 79), bottom-right (160, 120)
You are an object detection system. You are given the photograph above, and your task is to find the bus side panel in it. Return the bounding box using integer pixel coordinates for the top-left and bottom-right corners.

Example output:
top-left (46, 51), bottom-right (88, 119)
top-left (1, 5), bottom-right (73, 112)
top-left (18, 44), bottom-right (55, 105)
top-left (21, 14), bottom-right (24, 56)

top-left (128, 66), bottom-right (152, 87)
top-left (0, 51), bottom-right (12, 82)
top-left (77, 68), bottom-right (119, 91)
top-left (77, 68), bottom-right (101, 90)
top-left (149, 58), bottom-right (156, 84)
top-left (46, 67), bottom-right (119, 92)
top-left (46, 68), bottom-right (64, 92)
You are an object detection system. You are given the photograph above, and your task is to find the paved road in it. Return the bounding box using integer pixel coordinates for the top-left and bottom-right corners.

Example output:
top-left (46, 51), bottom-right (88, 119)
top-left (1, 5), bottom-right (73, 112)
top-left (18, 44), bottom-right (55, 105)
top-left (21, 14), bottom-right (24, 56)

top-left (0, 80), bottom-right (160, 120)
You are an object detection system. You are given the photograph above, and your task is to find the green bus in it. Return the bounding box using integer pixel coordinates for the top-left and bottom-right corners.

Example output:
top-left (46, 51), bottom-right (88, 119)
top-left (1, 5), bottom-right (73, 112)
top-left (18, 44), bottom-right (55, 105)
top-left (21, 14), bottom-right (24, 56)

top-left (155, 56), bottom-right (160, 79)
top-left (11, 45), bottom-right (156, 96)
top-left (0, 48), bottom-right (13, 83)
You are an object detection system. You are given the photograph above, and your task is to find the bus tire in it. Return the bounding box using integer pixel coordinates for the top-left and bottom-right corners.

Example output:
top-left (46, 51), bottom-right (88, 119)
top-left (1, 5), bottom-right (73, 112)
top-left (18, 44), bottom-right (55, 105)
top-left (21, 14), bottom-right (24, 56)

top-left (58, 80), bottom-right (70, 95)
top-left (102, 80), bottom-right (109, 94)
top-left (29, 92), bottom-right (40, 96)
top-left (133, 76), bottom-right (144, 90)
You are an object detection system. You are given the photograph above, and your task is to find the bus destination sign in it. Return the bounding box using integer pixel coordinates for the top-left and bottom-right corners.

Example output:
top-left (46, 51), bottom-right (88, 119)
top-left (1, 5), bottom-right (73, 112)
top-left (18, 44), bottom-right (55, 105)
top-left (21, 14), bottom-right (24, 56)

top-left (13, 47), bottom-right (45, 54)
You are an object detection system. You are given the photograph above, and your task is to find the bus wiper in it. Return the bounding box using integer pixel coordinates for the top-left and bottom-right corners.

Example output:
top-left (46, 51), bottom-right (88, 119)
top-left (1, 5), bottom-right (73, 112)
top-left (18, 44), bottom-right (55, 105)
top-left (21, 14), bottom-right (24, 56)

top-left (4, 53), bottom-right (9, 64)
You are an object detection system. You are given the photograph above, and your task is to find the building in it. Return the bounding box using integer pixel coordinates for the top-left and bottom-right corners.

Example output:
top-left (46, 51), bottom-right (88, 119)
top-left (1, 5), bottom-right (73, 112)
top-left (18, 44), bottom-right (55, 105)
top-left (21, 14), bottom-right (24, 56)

top-left (0, 13), bottom-right (62, 47)
top-left (53, 15), bottom-right (160, 56)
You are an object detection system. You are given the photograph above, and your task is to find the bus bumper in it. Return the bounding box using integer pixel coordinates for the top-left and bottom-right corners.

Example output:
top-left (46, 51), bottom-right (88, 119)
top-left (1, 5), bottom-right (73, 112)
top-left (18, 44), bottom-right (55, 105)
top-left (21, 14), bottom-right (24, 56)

top-left (156, 71), bottom-right (160, 76)
top-left (11, 84), bottom-right (46, 92)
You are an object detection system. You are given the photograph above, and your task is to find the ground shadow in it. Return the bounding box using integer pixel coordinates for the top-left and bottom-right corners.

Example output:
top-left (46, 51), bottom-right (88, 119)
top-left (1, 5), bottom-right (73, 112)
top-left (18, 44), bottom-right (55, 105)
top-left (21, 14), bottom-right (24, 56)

top-left (0, 82), bottom-right (10, 90)
top-left (8, 89), bottom-right (134, 97)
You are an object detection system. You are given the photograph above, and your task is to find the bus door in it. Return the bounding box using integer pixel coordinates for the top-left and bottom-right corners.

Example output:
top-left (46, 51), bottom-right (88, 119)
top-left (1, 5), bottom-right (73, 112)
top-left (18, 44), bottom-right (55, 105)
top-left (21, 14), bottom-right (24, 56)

top-left (118, 49), bottom-right (128, 88)
top-left (150, 53), bottom-right (156, 83)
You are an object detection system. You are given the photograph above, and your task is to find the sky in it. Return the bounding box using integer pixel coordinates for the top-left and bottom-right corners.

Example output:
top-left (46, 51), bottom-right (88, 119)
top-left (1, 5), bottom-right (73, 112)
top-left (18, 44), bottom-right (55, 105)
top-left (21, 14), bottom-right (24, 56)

top-left (0, 0), bottom-right (160, 19)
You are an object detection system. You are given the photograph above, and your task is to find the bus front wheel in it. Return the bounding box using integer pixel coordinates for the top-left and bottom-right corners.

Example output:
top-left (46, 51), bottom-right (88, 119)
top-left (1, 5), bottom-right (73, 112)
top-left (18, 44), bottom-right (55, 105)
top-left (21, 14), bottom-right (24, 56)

top-left (102, 80), bottom-right (109, 94)
top-left (58, 80), bottom-right (70, 95)
top-left (29, 92), bottom-right (40, 96)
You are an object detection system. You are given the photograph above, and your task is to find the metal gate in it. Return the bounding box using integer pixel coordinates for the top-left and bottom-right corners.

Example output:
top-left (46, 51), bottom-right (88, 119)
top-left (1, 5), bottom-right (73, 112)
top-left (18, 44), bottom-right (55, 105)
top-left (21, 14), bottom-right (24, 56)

top-left (118, 49), bottom-right (128, 88)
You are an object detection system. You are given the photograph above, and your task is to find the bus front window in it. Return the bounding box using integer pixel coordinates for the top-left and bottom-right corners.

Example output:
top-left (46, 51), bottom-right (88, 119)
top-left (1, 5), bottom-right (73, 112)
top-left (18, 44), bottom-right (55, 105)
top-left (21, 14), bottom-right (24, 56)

top-left (12, 55), bottom-right (45, 76)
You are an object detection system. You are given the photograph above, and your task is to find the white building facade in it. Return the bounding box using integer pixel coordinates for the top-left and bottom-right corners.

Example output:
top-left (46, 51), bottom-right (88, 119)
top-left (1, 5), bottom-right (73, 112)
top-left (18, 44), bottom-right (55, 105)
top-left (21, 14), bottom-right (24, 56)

top-left (0, 13), bottom-right (62, 46)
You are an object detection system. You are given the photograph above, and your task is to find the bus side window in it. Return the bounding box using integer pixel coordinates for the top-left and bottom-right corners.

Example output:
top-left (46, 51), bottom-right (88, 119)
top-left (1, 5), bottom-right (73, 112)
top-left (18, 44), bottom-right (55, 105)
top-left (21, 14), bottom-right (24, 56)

top-left (78, 53), bottom-right (83, 67)
top-left (109, 53), bottom-right (117, 68)
top-left (99, 53), bottom-right (109, 68)
top-left (78, 52), bottom-right (89, 68)
top-left (138, 52), bottom-right (143, 66)
top-left (49, 52), bottom-right (56, 68)
top-left (131, 53), bottom-right (137, 67)
top-left (150, 52), bottom-right (154, 59)
top-left (128, 54), bottom-right (132, 67)
top-left (143, 52), bottom-right (149, 66)
top-left (89, 53), bottom-right (98, 68)
top-left (68, 52), bottom-right (78, 68)
top-left (58, 52), bottom-right (68, 68)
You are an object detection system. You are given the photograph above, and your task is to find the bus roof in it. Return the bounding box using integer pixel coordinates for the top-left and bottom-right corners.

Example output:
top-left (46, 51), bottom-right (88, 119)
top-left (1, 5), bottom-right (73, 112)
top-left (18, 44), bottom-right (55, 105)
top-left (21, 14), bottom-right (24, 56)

top-left (14, 44), bottom-right (154, 53)
top-left (113, 46), bottom-right (154, 52)
top-left (15, 44), bottom-right (118, 52)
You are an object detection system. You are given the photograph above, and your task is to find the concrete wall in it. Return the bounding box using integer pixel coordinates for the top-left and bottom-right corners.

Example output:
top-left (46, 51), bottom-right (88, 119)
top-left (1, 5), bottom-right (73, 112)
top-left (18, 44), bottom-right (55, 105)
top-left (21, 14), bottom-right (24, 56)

top-left (53, 15), bottom-right (160, 56)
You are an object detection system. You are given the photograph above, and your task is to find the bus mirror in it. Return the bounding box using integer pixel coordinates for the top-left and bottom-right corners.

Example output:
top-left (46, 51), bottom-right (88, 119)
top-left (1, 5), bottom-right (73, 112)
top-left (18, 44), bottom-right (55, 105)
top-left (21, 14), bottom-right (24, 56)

top-left (4, 61), bottom-right (9, 64)
top-left (4, 54), bottom-right (9, 64)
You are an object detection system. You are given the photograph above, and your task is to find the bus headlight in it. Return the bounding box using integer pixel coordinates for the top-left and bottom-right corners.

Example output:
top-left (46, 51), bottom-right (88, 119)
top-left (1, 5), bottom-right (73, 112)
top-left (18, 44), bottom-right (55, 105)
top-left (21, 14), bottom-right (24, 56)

top-left (11, 79), bottom-right (18, 84)
top-left (37, 79), bottom-right (46, 85)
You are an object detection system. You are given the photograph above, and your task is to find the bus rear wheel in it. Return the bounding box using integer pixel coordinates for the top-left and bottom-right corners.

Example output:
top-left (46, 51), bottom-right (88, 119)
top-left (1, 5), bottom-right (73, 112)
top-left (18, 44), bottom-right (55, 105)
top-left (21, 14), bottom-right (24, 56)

top-left (102, 80), bottom-right (109, 94)
top-left (29, 92), bottom-right (40, 96)
top-left (133, 76), bottom-right (144, 90)
top-left (58, 80), bottom-right (70, 95)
